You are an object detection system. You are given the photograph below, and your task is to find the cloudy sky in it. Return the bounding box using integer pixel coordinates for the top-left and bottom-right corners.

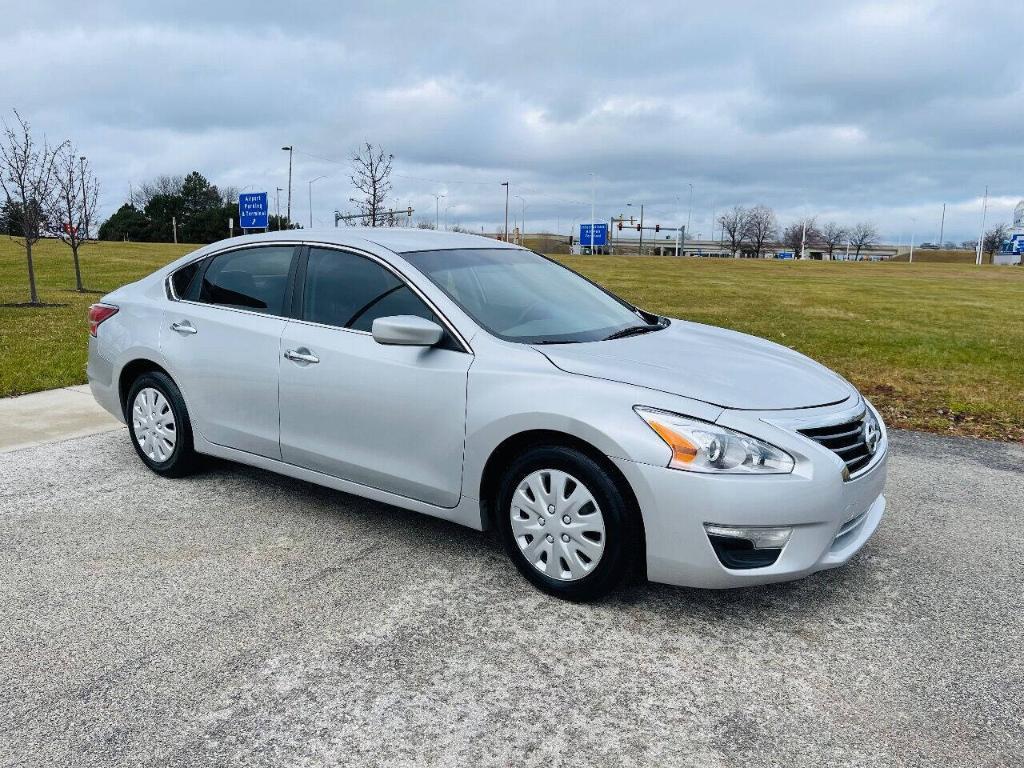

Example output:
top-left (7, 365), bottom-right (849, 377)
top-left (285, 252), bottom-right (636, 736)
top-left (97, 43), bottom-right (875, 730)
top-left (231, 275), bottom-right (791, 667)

top-left (3, 0), bottom-right (1021, 242)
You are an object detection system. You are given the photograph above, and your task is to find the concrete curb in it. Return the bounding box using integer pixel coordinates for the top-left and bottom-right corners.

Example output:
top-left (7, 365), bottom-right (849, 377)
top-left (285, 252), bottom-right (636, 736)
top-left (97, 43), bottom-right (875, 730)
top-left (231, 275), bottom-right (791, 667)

top-left (0, 384), bottom-right (122, 453)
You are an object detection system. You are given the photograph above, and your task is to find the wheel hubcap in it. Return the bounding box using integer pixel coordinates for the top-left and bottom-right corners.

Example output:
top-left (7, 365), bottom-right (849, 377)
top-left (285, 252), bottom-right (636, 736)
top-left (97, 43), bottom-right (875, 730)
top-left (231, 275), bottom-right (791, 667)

top-left (510, 469), bottom-right (606, 581)
top-left (132, 387), bottom-right (176, 463)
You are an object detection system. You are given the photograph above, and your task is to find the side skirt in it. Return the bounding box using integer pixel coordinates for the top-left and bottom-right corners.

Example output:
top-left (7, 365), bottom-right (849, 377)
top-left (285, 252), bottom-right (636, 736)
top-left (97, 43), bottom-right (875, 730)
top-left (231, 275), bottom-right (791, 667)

top-left (193, 434), bottom-right (484, 531)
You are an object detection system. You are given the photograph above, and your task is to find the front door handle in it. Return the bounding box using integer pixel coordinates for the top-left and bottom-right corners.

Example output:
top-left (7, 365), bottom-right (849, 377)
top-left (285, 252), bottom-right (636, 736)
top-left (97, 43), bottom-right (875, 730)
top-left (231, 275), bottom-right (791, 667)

top-left (284, 347), bottom-right (320, 365)
top-left (170, 321), bottom-right (197, 335)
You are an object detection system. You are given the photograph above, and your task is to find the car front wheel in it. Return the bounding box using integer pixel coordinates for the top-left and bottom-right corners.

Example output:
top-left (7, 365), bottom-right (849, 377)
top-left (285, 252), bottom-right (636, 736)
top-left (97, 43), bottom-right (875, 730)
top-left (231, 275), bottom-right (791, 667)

top-left (498, 445), bottom-right (640, 601)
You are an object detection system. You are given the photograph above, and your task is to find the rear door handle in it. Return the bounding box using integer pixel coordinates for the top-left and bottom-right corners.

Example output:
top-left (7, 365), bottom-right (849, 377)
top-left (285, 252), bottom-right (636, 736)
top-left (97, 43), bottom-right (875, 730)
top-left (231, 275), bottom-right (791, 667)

top-left (284, 347), bottom-right (320, 365)
top-left (170, 321), bottom-right (197, 335)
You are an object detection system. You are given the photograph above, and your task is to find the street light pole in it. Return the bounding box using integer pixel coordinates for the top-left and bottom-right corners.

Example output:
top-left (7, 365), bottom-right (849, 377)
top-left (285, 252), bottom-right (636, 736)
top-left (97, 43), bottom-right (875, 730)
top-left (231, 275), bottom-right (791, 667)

top-left (501, 182), bottom-right (510, 241)
top-left (78, 156), bottom-right (89, 240)
top-left (589, 173), bottom-right (595, 255)
top-left (682, 182), bottom-right (693, 257)
top-left (275, 187), bottom-right (283, 230)
top-left (281, 146), bottom-right (293, 227)
top-left (639, 203), bottom-right (645, 254)
top-left (975, 186), bottom-right (989, 266)
top-left (308, 176), bottom-right (326, 228)
top-left (433, 193), bottom-right (445, 229)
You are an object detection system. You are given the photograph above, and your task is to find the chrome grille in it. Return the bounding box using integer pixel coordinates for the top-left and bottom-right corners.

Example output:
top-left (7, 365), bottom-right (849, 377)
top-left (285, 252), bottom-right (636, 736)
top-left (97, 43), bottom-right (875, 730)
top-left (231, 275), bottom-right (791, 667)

top-left (799, 416), bottom-right (873, 475)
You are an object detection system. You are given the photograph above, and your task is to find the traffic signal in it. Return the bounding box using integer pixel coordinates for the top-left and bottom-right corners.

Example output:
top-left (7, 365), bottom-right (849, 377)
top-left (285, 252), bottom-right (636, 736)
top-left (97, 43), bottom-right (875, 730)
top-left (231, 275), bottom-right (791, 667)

top-left (655, 224), bottom-right (660, 232)
top-left (617, 221), bottom-right (622, 230)
top-left (636, 224), bottom-right (641, 231)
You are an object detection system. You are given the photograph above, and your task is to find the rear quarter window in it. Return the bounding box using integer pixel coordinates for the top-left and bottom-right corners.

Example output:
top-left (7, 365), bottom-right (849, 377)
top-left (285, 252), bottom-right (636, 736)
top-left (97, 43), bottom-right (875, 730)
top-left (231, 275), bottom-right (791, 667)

top-left (170, 261), bottom-right (201, 299)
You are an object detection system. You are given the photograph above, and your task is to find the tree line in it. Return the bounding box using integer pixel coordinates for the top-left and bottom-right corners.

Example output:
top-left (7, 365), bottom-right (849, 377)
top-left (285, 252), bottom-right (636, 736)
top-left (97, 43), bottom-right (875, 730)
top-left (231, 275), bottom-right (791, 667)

top-left (717, 205), bottom-right (880, 259)
top-left (717, 205), bottom-right (1012, 260)
top-left (98, 172), bottom-right (297, 244)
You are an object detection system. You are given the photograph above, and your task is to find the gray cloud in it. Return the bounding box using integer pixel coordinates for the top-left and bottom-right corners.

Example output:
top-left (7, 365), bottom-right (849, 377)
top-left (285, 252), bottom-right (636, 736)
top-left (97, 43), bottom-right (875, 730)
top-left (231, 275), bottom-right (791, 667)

top-left (2, 0), bottom-right (1021, 241)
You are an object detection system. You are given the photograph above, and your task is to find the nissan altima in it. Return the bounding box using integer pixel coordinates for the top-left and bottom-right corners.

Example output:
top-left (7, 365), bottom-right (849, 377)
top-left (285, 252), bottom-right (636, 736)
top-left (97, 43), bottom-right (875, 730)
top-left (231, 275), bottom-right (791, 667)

top-left (87, 229), bottom-right (887, 600)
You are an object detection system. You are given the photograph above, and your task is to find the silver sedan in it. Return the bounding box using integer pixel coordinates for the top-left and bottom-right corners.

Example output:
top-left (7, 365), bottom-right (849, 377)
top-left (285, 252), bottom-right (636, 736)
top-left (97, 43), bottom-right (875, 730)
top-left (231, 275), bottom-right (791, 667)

top-left (88, 229), bottom-right (887, 600)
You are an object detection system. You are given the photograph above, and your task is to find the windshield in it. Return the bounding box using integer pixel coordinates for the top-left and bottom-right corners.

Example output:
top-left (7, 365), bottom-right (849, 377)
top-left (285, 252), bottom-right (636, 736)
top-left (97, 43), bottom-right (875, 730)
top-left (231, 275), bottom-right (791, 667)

top-left (403, 248), bottom-right (655, 344)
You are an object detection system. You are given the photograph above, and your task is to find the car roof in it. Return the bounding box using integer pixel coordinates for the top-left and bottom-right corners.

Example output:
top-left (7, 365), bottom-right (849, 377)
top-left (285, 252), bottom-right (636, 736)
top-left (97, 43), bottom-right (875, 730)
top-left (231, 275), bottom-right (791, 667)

top-left (205, 227), bottom-right (521, 255)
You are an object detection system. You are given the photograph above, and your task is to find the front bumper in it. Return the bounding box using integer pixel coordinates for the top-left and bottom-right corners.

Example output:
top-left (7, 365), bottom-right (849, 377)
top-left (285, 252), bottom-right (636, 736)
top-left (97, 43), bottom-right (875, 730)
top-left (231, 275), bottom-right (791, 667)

top-left (613, 399), bottom-right (888, 589)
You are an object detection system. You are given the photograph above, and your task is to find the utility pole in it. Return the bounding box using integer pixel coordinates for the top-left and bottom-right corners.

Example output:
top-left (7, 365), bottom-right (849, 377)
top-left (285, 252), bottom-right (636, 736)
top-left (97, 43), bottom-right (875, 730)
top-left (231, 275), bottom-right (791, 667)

top-left (975, 186), bottom-right (989, 266)
top-left (78, 156), bottom-right (90, 240)
top-left (939, 203), bottom-right (946, 247)
top-left (308, 176), bottom-right (325, 228)
top-left (281, 145), bottom-right (293, 227)
top-left (275, 187), bottom-right (283, 230)
top-left (501, 182), bottom-right (509, 241)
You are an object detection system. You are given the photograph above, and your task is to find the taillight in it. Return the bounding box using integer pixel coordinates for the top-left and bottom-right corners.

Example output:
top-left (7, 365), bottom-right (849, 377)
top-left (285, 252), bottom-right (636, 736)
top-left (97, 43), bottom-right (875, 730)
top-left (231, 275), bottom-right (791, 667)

top-left (88, 304), bottom-right (118, 336)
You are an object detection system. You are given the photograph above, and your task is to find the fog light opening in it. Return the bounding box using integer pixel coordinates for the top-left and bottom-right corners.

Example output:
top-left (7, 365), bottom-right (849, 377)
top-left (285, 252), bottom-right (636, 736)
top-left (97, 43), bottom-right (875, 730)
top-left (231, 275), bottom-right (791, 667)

top-left (704, 524), bottom-right (793, 570)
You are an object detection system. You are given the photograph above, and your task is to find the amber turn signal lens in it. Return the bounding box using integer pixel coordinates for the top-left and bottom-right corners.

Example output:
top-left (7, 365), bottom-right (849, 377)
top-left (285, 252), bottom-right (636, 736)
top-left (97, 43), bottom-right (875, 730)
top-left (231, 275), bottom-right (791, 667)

top-left (647, 420), bottom-right (698, 464)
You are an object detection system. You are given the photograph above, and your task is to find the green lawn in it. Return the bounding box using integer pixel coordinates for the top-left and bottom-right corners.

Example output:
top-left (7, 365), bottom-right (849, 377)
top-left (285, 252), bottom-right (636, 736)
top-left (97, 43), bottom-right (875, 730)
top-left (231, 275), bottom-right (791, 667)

top-left (2, 239), bottom-right (1022, 442)
top-left (554, 255), bottom-right (1024, 442)
top-left (0, 239), bottom-right (193, 396)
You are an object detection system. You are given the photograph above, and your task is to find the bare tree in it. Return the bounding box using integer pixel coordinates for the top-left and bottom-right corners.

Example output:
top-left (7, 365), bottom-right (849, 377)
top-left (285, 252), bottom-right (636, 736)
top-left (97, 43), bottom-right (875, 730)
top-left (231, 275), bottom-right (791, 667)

top-left (349, 142), bottom-right (393, 227)
top-left (718, 206), bottom-right (749, 257)
top-left (781, 217), bottom-right (819, 258)
top-left (0, 110), bottom-right (64, 304)
top-left (50, 143), bottom-right (99, 292)
top-left (132, 174), bottom-right (183, 208)
top-left (744, 205), bottom-right (778, 258)
top-left (848, 222), bottom-right (879, 260)
top-left (982, 223), bottom-right (1009, 261)
top-left (820, 221), bottom-right (848, 261)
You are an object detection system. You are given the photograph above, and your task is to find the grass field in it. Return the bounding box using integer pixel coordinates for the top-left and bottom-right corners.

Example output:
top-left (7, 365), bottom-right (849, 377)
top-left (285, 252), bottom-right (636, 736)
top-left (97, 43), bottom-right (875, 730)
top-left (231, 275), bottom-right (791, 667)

top-left (889, 248), bottom-right (994, 264)
top-left (0, 239), bottom-right (193, 396)
top-left (2, 239), bottom-right (1022, 442)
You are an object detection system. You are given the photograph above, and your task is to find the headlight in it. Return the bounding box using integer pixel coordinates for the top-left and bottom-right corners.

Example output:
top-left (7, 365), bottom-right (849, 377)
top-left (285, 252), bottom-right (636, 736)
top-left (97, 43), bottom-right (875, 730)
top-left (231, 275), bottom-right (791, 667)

top-left (635, 407), bottom-right (794, 474)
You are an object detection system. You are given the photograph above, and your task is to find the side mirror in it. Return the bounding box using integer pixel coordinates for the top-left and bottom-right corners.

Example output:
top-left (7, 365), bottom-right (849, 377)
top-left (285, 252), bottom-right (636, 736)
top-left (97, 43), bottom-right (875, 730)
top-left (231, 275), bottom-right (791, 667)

top-left (371, 315), bottom-right (444, 346)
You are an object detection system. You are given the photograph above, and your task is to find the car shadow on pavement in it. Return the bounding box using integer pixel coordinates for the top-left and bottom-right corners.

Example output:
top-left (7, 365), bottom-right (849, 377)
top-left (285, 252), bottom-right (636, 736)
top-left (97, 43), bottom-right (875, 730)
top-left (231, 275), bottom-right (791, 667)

top-left (194, 452), bottom-right (876, 625)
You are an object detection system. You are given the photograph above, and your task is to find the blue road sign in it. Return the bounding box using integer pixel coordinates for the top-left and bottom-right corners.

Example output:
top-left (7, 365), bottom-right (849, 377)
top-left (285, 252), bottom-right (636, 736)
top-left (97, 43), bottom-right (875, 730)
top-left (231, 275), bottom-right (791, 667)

top-left (239, 192), bottom-right (269, 229)
top-left (580, 223), bottom-right (608, 247)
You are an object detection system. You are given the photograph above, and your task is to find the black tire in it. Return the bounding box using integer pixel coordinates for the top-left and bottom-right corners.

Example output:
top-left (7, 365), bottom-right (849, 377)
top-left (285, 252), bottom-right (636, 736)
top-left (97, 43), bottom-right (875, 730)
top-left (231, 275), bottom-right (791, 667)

top-left (124, 371), bottom-right (199, 477)
top-left (497, 445), bottom-right (640, 601)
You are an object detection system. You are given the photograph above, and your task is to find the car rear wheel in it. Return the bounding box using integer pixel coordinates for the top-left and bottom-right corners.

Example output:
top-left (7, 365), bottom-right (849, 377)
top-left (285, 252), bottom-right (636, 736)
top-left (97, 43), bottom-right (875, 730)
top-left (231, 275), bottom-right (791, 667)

top-left (125, 372), bottom-right (198, 477)
top-left (497, 445), bottom-right (639, 601)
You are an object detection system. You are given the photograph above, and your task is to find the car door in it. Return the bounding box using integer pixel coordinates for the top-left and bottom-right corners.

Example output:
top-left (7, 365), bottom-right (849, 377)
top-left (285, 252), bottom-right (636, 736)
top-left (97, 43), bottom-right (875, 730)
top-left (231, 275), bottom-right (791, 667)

top-left (278, 246), bottom-right (472, 508)
top-left (161, 244), bottom-right (298, 459)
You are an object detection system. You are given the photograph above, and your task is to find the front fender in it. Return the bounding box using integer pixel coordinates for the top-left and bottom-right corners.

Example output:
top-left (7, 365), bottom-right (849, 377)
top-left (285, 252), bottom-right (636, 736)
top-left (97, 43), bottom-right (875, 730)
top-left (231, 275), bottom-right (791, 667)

top-left (461, 337), bottom-right (723, 504)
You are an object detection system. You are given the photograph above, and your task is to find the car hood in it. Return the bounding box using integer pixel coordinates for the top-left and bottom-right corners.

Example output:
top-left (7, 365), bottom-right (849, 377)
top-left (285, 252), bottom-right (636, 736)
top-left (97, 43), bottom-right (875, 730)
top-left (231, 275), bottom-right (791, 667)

top-left (534, 320), bottom-right (855, 410)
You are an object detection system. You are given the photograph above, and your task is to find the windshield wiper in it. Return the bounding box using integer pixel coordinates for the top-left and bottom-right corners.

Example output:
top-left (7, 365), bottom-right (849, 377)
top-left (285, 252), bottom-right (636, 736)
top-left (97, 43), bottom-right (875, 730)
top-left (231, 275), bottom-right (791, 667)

top-left (603, 323), bottom-right (661, 341)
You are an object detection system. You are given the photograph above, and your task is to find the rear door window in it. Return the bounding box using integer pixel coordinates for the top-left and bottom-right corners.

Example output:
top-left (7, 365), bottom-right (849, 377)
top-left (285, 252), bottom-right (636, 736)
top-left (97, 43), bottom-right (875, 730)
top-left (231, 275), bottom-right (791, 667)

top-left (197, 246), bottom-right (295, 315)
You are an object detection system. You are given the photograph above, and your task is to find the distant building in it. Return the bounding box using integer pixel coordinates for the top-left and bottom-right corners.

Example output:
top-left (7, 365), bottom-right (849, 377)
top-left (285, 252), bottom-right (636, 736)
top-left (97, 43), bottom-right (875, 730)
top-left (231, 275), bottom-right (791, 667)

top-left (995, 200), bottom-right (1024, 265)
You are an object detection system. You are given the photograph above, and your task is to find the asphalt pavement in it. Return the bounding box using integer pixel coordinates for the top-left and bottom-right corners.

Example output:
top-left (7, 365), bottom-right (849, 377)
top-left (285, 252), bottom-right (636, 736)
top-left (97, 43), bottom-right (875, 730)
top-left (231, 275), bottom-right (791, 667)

top-left (1, 428), bottom-right (1021, 767)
